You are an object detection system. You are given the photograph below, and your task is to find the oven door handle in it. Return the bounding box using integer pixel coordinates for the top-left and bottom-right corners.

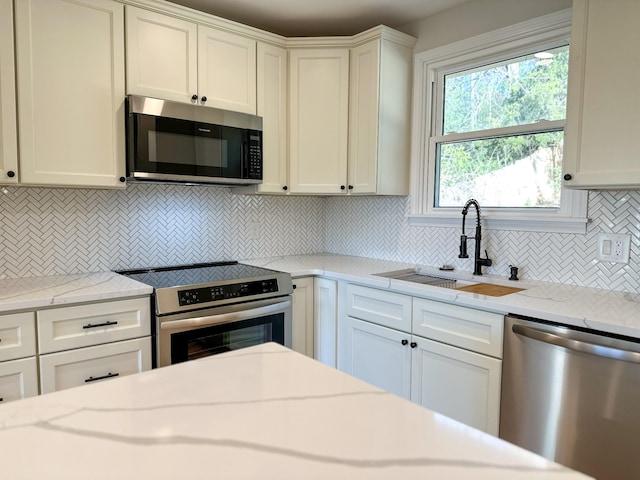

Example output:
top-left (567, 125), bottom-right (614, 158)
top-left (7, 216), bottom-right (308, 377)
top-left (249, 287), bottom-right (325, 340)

top-left (159, 300), bottom-right (290, 331)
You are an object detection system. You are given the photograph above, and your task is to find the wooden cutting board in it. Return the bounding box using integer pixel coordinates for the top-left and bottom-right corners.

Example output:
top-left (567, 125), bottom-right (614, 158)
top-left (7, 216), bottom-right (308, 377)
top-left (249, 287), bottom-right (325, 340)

top-left (456, 283), bottom-right (525, 297)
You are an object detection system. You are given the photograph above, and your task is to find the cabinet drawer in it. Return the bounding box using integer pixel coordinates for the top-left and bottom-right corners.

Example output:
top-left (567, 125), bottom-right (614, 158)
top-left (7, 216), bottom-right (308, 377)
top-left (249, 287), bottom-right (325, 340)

top-left (39, 337), bottom-right (152, 394)
top-left (37, 297), bottom-right (151, 354)
top-left (346, 284), bottom-right (411, 332)
top-left (0, 312), bottom-right (36, 362)
top-left (412, 298), bottom-right (503, 358)
top-left (0, 357), bottom-right (38, 404)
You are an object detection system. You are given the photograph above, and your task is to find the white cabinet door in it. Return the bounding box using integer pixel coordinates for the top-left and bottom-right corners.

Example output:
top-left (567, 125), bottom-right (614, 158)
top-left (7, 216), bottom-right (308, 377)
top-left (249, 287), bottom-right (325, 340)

top-left (563, 0), bottom-right (640, 189)
top-left (291, 276), bottom-right (314, 357)
top-left (198, 26), bottom-right (256, 114)
top-left (37, 297), bottom-right (151, 354)
top-left (410, 335), bottom-right (502, 435)
top-left (0, 0), bottom-right (18, 185)
top-left (289, 48), bottom-right (349, 194)
top-left (348, 39), bottom-right (380, 194)
top-left (125, 5), bottom-right (198, 103)
top-left (15, 0), bottom-right (126, 188)
top-left (39, 337), bottom-right (152, 394)
top-left (0, 312), bottom-right (36, 362)
top-left (256, 42), bottom-right (288, 193)
top-left (342, 316), bottom-right (411, 400)
top-left (0, 357), bottom-right (38, 404)
top-left (314, 277), bottom-right (338, 367)
top-left (345, 283), bottom-right (412, 333)
top-left (412, 298), bottom-right (503, 358)
top-left (348, 34), bottom-right (413, 196)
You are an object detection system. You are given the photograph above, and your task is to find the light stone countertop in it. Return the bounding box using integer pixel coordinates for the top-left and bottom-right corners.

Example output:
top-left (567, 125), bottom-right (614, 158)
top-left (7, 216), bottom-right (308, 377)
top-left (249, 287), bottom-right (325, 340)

top-left (0, 342), bottom-right (592, 480)
top-left (241, 253), bottom-right (640, 339)
top-left (0, 272), bottom-right (153, 313)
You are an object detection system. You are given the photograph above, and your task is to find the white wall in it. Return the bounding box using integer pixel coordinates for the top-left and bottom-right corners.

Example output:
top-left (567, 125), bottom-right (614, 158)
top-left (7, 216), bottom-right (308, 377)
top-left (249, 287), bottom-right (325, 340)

top-left (399, 0), bottom-right (572, 52)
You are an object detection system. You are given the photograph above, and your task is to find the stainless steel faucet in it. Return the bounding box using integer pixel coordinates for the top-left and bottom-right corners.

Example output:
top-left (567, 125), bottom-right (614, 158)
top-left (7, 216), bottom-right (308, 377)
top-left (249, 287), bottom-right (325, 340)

top-left (458, 199), bottom-right (492, 275)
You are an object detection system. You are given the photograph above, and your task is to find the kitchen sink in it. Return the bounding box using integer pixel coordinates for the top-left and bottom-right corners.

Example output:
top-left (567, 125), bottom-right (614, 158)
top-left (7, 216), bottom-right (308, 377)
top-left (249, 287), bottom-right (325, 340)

top-left (373, 268), bottom-right (526, 297)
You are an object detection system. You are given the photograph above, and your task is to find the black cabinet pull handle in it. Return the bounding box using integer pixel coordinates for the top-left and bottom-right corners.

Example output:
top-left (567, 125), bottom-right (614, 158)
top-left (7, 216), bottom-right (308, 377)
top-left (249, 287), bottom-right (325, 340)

top-left (201, 96), bottom-right (207, 102)
top-left (283, 186), bottom-right (288, 191)
top-left (348, 185), bottom-right (353, 190)
top-left (85, 372), bottom-right (119, 383)
top-left (563, 173), bottom-right (572, 181)
top-left (292, 284), bottom-right (297, 289)
top-left (0, 397), bottom-right (3, 402)
top-left (410, 342), bottom-right (417, 348)
top-left (83, 321), bottom-right (118, 330)
top-left (119, 176), bottom-right (126, 183)
top-left (401, 339), bottom-right (408, 345)
top-left (340, 185), bottom-right (346, 190)
top-left (191, 94), bottom-right (198, 100)
top-left (7, 170), bottom-right (15, 178)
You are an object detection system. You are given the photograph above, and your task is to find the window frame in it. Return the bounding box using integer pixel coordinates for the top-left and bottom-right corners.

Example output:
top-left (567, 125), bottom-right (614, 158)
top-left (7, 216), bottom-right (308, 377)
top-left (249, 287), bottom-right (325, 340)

top-left (409, 8), bottom-right (589, 234)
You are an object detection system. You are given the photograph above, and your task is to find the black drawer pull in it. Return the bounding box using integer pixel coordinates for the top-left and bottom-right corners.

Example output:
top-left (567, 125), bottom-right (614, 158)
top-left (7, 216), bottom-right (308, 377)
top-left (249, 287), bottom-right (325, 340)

top-left (0, 397), bottom-right (3, 402)
top-left (83, 321), bottom-right (118, 330)
top-left (85, 372), bottom-right (119, 383)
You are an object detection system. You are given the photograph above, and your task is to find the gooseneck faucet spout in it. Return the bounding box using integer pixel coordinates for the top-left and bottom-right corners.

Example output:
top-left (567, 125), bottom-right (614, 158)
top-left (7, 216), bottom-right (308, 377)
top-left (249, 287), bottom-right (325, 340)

top-left (458, 199), bottom-right (492, 275)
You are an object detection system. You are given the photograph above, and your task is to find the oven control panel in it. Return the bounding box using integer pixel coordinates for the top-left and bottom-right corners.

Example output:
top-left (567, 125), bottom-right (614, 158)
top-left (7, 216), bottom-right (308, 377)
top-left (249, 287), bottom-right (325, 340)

top-left (178, 279), bottom-right (280, 306)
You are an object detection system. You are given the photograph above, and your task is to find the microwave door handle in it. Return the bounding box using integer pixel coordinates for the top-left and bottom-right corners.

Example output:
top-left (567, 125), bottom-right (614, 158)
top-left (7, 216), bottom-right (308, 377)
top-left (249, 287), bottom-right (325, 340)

top-left (160, 300), bottom-right (290, 332)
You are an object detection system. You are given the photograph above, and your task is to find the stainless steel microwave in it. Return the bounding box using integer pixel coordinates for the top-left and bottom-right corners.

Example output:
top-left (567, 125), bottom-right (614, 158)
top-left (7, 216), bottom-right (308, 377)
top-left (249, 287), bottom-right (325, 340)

top-left (125, 95), bottom-right (263, 186)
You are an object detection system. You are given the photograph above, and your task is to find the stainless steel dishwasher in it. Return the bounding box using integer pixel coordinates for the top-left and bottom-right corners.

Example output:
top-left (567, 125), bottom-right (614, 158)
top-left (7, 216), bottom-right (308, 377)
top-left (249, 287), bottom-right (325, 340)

top-left (500, 314), bottom-right (640, 480)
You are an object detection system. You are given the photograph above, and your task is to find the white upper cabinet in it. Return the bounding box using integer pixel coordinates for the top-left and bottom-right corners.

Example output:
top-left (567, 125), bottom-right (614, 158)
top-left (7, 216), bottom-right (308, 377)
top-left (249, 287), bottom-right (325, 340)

top-left (255, 42), bottom-right (288, 193)
top-left (289, 48), bottom-right (350, 194)
top-left (348, 33), bottom-right (414, 195)
top-left (563, 0), bottom-right (640, 189)
top-left (126, 7), bottom-right (256, 114)
top-left (198, 26), bottom-right (257, 114)
top-left (125, 6), bottom-right (198, 104)
top-left (15, 0), bottom-right (126, 188)
top-left (0, 0), bottom-right (18, 185)
top-left (285, 27), bottom-right (415, 196)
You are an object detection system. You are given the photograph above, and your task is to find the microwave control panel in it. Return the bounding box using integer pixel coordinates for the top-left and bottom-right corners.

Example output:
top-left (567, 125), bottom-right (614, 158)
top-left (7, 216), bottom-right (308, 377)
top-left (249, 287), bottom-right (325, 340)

top-left (246, 131), bottom-right (262, 180)
top-left (178, 279), bottom-right (278, 306)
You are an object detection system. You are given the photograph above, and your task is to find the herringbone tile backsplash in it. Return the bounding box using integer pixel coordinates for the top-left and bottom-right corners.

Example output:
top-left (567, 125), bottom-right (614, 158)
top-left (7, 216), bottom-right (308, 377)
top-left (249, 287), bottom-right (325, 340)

top-left (2, 185), bottom-right (639, 293)
top-left (0, 184), bottom-right (325, 278)
top-left (325, 191), bottom-right (640, 293)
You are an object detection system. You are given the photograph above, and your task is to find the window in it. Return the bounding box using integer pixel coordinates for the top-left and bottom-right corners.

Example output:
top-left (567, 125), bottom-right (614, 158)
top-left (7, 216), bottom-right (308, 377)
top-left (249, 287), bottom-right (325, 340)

top-left (410, 9), bottom-right (588, 233)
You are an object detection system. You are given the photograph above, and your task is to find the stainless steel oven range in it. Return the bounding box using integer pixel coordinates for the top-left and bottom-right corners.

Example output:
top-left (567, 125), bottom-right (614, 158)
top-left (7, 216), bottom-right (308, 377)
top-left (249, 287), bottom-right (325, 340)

top-left (117, 262), bottom-right (293, 367)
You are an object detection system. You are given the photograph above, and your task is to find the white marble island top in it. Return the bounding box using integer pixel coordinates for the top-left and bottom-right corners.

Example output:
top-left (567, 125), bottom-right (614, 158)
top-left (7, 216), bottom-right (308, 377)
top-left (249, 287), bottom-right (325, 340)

top-left (0, 343), bottom-right (591, 480)
top-left (0, 272), bottom-right (153, 313)
top-left (242, 254), bottom-right (640, 339)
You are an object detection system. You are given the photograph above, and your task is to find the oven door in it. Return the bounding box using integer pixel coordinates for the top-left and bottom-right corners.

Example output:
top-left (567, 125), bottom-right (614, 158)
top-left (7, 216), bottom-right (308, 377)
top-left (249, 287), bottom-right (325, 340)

top-left (157, 296), bottom-right (291, 367)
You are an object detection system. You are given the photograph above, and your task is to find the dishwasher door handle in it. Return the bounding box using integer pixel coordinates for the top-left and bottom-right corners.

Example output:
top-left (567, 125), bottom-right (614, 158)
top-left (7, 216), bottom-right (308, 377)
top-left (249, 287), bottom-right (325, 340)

top-left (512, 323), bottom-right (640, 364)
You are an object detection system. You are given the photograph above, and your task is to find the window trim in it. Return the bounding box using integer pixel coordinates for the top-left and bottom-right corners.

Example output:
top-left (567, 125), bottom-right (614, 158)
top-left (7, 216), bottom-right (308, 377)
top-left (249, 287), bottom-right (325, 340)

top-left (409, 8), bottom-right (589, 234)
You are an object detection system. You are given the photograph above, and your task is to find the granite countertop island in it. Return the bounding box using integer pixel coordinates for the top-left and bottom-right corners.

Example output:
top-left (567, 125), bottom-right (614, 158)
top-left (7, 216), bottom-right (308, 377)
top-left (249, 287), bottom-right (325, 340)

top-left (0, 343), bottom-right (592, 480)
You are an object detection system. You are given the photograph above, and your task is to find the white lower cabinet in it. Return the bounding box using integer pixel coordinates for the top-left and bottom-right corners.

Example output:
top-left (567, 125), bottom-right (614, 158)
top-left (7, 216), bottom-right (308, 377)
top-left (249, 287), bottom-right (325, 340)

top-left (341, 316), bottom-right (411, 399)
top-left (314, 277), bottom-right (338, 367)
top-left (291, 276), bottom-right (314, 357)
top-left (39, 337), bottom-right (151, 394)
top-left (410, 336), bottom-right (501, 435)
top-left (0, 357), bottom-right (38, 404)
top-left (338, 283), bottom-right (503, 435)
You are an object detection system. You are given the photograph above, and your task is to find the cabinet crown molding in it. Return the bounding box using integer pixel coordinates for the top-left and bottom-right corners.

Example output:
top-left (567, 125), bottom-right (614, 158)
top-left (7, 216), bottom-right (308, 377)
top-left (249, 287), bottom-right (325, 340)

top-left (122, 0), bottom-right (416, 48)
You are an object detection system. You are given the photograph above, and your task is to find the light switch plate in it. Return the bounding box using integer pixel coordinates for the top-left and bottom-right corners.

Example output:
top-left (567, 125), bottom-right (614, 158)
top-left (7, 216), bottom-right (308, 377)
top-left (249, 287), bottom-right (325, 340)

top-left (597, 233), bottom-right (631, 264)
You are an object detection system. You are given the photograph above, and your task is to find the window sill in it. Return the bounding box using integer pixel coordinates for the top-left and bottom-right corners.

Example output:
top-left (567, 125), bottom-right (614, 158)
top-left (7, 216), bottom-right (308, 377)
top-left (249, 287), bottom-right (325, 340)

top-left (408, 212), bottom-right (589, 234)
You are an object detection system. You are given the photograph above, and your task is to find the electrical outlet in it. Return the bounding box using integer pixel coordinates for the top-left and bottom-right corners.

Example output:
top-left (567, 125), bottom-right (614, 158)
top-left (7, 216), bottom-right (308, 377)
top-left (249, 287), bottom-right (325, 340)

top-left (597, 233), bottom-right (631, 264)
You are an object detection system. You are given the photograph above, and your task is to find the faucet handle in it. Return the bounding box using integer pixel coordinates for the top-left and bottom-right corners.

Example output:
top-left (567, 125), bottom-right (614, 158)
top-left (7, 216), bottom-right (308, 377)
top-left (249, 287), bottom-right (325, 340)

top-left (479, 250), bottom-right (493, 267)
